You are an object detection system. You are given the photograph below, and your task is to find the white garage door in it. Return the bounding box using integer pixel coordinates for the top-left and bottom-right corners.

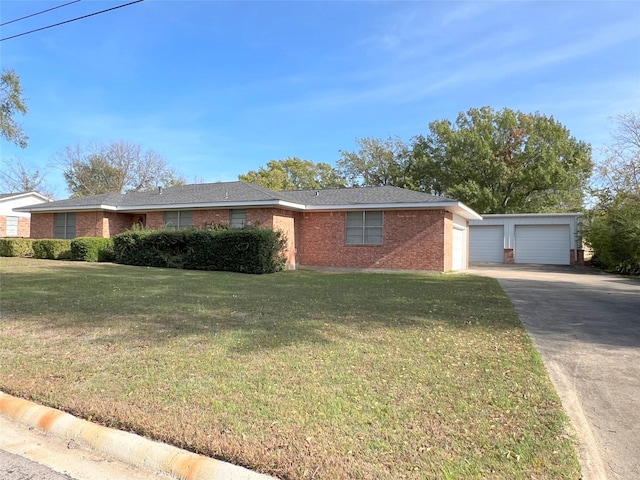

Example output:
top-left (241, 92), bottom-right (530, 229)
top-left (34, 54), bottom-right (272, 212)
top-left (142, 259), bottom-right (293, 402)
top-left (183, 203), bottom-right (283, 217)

top-left (470, 226), bottom-right (504, 263)
top-left (452, 227), bottom-right (466, 271)
top-left (515, 225), bottom-right (570, 265)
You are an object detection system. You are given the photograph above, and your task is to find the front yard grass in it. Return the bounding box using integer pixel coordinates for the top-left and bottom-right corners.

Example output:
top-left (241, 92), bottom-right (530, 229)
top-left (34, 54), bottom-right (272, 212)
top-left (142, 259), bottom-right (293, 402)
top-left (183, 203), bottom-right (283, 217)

top-left (0, 257), bottom-right (580, 479)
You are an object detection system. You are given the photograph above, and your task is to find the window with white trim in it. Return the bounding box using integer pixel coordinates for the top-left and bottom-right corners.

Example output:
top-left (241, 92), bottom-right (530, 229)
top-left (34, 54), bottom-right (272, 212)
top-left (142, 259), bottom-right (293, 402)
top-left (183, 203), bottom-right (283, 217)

top-left (6, 216), bottom-right (19, 236)
top-left (164, 210), bottom-right (193, 229)
top-left (346, 211), bottom-right (383, 245)
top-left (54, 213), bottom-right (76, 239)
top-left (230, 209), bottom-right (246, 229)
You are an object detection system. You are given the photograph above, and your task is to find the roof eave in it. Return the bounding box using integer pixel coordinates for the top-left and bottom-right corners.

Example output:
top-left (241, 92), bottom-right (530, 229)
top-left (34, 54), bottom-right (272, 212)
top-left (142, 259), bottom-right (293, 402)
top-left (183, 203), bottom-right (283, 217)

top-left (116, 199), bottom-right (306, 212)
top-left (17, 198), bottom-right (482, 220)
top-left (303, 201), bottom-right (482, 220)
top-left (15, 204), bottom-right (118, 213)
top-left (0, 192), bottom-right (52, 204)
top-left (476, 212), bottom-right (584, 218)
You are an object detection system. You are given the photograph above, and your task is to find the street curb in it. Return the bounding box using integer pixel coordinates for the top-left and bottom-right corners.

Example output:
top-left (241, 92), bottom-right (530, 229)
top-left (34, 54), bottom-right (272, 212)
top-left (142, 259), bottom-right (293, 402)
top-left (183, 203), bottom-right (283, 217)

top-left (0, 392), bottom-right (276, 480)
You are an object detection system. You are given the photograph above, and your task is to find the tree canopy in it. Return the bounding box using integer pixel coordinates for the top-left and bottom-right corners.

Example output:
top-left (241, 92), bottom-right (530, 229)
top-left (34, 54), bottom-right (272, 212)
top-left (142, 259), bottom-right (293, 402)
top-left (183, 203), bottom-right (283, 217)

top-left (0, 69), bottom-right (28, 148)
top-left (337, 136), bottom-right (412, 188)
top-left (411, 107), bottom-right (593, 213)
top-left (239, 157), bottom-right (346, 190)
top-left (58, 140), bottom-right (185, 197)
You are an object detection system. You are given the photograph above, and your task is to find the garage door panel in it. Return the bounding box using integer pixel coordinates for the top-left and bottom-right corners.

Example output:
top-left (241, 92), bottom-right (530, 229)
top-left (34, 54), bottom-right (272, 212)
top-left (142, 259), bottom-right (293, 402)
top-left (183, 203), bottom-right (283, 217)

top-left (470, 226), bottom-right (504, 263)
top-left (515, 225), bottom-right (569, 265)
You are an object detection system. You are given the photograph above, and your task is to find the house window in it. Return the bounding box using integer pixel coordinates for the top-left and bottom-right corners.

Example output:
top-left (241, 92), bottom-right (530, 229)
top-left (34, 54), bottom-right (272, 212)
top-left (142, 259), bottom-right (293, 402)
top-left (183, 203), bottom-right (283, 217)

top-left (54, 213), bottom-right (76, 239)
top-left (346, 211), bottom-right (383, 245)
top-left (230, 209), bottom-right (246, 229)
top-left (6, 216), bottom-right (19, 236)
top-left (165, 211), bottom-right (193, 229)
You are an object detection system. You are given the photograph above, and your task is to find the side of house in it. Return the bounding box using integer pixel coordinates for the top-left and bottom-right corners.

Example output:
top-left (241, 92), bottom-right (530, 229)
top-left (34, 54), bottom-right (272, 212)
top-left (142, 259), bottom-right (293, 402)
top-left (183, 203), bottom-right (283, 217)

top-left (0, 192), bottom-right (51, 238)
top-left (19, 182), bottom-right (482, 272)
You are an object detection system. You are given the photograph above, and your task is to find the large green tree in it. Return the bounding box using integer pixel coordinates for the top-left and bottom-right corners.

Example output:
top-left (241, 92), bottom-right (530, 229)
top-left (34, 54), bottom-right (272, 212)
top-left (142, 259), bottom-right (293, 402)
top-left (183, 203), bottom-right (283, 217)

top-left (239, 157), bottom-right (346, 190)
top-left (337, 136), bottom-right (412, 187)
top-left (0, 69), bottom-right (28, 148)
top-left (411, 107), bottom-right (593, 213)
top-left (59, 140), bottom-right (185, 197)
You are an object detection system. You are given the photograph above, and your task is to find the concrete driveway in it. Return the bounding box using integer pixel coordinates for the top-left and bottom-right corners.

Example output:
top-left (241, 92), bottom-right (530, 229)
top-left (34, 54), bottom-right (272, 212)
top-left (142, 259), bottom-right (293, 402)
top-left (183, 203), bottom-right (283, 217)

top-left (469, 264), bottom-right (640, 480)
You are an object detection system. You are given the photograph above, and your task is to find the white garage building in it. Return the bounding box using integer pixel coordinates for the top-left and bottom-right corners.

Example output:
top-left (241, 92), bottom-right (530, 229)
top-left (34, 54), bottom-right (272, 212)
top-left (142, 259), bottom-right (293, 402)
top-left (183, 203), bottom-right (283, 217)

top-left (469, 213), bottom-right (584, 266)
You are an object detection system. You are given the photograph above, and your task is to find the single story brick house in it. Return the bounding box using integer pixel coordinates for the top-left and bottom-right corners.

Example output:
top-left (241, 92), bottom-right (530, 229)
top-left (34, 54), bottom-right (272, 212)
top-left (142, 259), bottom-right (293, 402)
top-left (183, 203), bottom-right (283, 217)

top-left (17, 182), bottom-right (482, 272)
top-left (0, 192), bottom-right (51, 238)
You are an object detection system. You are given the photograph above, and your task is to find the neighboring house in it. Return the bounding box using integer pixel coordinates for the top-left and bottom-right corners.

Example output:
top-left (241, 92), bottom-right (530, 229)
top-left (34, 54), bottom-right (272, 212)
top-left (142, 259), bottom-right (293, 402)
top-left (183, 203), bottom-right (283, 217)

top-left (16, 181), bottom-right (482, 272)
top-left (0, 192), bottom-right (51, 238)
top-left (469, 213), bottom-right (584, 265)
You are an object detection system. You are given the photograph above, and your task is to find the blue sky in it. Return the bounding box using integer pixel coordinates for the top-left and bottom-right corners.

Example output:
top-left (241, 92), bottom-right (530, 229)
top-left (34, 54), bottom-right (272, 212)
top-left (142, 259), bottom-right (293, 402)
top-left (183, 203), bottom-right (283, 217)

top-left (1, 0), bottom-right (639, 198)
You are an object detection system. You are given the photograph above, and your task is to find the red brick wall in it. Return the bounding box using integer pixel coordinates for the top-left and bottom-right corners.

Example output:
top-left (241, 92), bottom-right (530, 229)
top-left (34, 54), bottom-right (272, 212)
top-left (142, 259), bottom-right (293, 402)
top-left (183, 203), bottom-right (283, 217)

top-left (18, 217), bottom-right (30, 237)
top-left (271, 211), bottom-right (298, 269)
top-left (503, 248), bottom-right (514, 264)
top-left (0, 215), bottom-right (33, 237)
top-left (193, 209), bottom-right (231, 228)
top-left (104, 212), bottom-right (140, 237)
top-left (76, 211), bottom-right (106, 237)
top-left (30, 213), bottom-right (54, 239)
top-left (28, 207), bottom-right (453, 271)
top-left (146, 211), bottom-right (165, 230)
top-left (298, 209), bottom-right (448, 271)
top-left (241, 208), bottom-right (299, 269)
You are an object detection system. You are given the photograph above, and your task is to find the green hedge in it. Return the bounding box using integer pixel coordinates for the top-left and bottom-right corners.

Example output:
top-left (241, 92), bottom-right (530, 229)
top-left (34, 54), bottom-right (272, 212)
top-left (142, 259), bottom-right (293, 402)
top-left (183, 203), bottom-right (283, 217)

top-left (0, 238), bottom-right (35, 257)
top-left (113, 227), bottom-right (286, 274)
top-left (71, 237), bottom-right (115, 262)
top-left (32, 239), bottom-right (72, 259)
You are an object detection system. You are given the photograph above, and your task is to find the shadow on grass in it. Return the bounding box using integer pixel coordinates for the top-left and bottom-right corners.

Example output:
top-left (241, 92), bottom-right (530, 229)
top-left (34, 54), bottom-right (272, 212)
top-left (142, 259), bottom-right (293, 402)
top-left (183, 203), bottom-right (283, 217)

top-left (1, 260), bottom-right (521, 353)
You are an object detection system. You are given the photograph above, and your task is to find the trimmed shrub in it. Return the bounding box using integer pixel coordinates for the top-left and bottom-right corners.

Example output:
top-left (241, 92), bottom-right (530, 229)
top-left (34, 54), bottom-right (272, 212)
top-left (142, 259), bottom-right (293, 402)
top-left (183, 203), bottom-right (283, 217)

top-left (112, 229), bottom-right (153, 266)
top-left (0, 238), bottom-right (35, 257)
top-left (113, 227), bottom-right (286, 274)
top-left (183, 228), bottom-right (286, 273)
top-left (32, 239), bottom-right (72, 259)
top-left (71, 237), bottom-right (115, 262)
top-left (113, 229), bottom-right (185, 267)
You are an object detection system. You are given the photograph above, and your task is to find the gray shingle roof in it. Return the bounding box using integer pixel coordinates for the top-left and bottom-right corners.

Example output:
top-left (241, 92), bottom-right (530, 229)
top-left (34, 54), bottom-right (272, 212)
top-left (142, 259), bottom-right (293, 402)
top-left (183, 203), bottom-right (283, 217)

top-left (281, 186), bottom-right (456, 205)
top-left (0, 192), bottom-right (29, 199)
top-left (17, 181), bottom-right (481, 220)
top-left (19, 182), bottom-right (282, 210)
top-left (119, 181), bottom-right (283, 206)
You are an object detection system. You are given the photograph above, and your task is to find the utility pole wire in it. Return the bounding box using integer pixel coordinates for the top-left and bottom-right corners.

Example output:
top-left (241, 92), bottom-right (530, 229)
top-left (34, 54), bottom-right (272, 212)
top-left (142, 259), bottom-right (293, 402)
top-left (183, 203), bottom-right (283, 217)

top-left (0, 0), bottom-right (145, 42)
top-left (0, 1), bottom-right (82, 27)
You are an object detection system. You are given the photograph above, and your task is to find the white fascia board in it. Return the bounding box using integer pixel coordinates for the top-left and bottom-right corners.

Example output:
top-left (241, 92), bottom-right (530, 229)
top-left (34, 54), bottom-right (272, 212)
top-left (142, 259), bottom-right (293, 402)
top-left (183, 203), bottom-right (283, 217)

top-left (451, 202), bottom-right (483, 221)
top-left (304, 201), bottom-right (483, 220)
top-left (0, 192), bottom-right (51, 203)
top-left (116, 199), bottom-right (307, 212)
top-left (15, 204), bottom-right (118, 212)
top-left (478, 212), bottom-right (584, 218)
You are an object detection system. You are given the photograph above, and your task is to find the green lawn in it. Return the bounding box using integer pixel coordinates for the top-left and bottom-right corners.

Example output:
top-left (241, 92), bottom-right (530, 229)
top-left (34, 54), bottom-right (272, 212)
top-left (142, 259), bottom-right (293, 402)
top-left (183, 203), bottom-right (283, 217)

top-left (0, 257), bottom-right (580, 479)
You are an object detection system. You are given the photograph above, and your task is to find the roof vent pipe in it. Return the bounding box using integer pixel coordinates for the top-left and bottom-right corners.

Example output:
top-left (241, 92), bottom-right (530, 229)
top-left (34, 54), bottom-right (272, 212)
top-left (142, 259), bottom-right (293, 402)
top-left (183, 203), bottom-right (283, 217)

top-left (158, 186), bottom-right (162, 194)
top-left (315, 191), bottom-right (319, 196)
